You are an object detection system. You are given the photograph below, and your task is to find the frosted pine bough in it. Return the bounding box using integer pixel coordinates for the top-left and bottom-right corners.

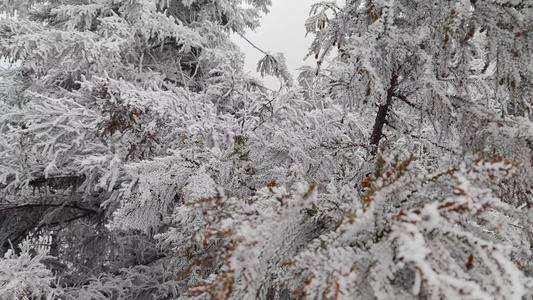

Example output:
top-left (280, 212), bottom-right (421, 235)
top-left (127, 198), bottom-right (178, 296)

top-left (1, 0), bottom-right (533, 299)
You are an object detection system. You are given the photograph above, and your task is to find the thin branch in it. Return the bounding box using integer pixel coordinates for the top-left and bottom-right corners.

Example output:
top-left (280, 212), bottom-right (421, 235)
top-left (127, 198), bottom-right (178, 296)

top-left (393, 93), bottom-right (419, 109)
top-left (0, 202), bottom-right (99, 214)
top-left (234, 31), bottom-right (270, 57)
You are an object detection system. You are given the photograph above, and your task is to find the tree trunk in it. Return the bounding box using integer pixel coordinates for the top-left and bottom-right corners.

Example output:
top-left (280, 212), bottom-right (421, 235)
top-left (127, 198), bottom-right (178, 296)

top-left (370, 71), bottom-right (398, 154)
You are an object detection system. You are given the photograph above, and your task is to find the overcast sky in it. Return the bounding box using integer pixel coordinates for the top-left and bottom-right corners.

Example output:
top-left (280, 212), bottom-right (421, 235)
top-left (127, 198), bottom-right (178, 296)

top-left (233, 0), bottom-right (322, 89)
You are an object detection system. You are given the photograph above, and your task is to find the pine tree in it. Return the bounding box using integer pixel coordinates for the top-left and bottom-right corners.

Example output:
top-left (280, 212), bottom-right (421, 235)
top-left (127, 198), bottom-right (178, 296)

top-left (0, 0), bottom-right (278, 298)
top-left (276, 0), bottom-right (533, 298)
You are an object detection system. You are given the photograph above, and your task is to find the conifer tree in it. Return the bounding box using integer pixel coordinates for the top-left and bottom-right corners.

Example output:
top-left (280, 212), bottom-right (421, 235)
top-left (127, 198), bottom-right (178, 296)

top-left (0, 0), bottom-right (280, 298)
top-left (1, 0), bottom-right (533, 299)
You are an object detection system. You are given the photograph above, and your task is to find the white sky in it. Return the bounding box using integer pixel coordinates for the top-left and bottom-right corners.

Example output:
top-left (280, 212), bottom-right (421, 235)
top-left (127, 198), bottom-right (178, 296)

top-left (233, 0), bottom-right (323, 89)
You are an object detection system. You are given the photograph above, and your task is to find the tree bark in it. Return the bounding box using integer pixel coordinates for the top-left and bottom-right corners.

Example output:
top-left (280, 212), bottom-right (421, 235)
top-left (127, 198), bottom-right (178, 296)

top-left (370, 71), bottom-right (398, 154)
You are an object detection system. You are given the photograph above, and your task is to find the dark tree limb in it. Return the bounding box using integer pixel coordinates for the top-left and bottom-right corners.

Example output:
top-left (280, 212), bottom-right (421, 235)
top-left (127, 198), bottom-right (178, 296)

top-left (0, 202), bottom-right (99, 214)
top-left (393, 93), bottom-right (418, 109)
top-left (370, 71), bottom-right (398, 154)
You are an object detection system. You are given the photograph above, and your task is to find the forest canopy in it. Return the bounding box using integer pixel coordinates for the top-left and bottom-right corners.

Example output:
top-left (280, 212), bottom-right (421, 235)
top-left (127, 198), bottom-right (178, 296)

top-left (1, 0), bottom-right (533, 299)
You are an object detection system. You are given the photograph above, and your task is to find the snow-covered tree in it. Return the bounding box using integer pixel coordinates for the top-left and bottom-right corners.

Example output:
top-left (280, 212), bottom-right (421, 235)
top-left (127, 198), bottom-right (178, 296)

top-left (0, 0), bottom-right (282, 298)
top-left (283, 0), bottom-right (533, 298)
top-left (1, 0), bottom-right (533, 299)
